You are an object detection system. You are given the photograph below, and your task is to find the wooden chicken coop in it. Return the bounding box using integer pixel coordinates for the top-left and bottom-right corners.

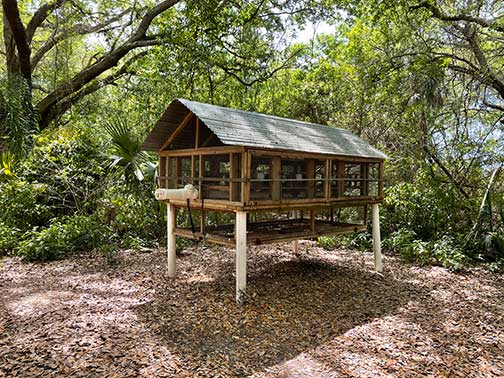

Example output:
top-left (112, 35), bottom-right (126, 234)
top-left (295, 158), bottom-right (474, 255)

top-left (142, 99), bottom-right (387, 304)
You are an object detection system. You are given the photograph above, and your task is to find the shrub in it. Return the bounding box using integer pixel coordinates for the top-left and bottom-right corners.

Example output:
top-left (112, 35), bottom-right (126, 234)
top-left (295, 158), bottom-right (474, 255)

top-left (382, 180), bottom-right (470, 241)
top-left (317, 232), bottom-right (372, 251)
top-left (16, 215), bottom-right (111, 261)
top-left (0, 180), bottom-right (52, 229)
top-left (0, 223), bottom-right (21, 256)
top-left (383, 230), bottom-right (466, 270)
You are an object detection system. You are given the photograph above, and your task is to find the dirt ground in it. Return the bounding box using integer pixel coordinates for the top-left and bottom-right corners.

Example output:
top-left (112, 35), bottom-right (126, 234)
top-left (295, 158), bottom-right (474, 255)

top-left (0, 242), bottom-right (503, 377)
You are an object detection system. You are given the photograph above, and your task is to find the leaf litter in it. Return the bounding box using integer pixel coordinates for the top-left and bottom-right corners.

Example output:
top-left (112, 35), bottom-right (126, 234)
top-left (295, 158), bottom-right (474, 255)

top-left (0, 241), bottom-right (503, 377)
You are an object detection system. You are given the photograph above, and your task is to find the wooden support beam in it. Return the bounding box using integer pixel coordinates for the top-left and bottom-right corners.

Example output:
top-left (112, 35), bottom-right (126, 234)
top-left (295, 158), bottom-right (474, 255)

top-left (272, 156), bottom-right (281, 201)
top-left (201, 133), bottom-right (217, 148)
top-left (159, 112), bottom-right (193, 151)
top-left (195, 118), bottom-right (200, 148)
top-left (325, 159), bottom-right (331, 199)
top-left (235, 211), bottom-right (247, 305)
top-left (230, 153), bottom-right (242, 202)
top-left (159, 157), bottom-right (166, 188)
top-left (337, 161), bottom-right (345, 197)
top-left (241, 151), bottom-right (251, 204)
top-left (200, 208), bottom-right (206, 235)
top-left (372, 203), bottom-right (382, 272)
top-left (174, 157), bottom-right (179, 188)
top-left (167, 204), bottom-right (176, 277)
top-left (165, 158), bottom-right (170, 188)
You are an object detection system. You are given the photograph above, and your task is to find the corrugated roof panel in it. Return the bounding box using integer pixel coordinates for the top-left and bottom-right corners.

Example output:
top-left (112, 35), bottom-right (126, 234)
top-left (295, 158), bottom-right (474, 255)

top-left (142, 98), bottom-right (388, 159)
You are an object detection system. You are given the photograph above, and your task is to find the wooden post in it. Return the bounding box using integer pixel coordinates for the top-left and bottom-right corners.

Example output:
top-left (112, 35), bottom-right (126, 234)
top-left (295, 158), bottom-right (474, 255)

top-left (230, 153), bottom-right (241, 202)
top-left (292, 240), bottom-right (299, 254)
top-left (159, 157), bottom-right (166, 188)
top-left (372, 203), bottom-right (382, 272)
top-left (235, 211), bottom-right (247, 305)
top-left (241, 151), bottom-right (250, 204)
top-left (190, 155), bottom-right (195, 184)
top-left (200, 209), bottom-right (205, 235)
top-left (324, 159), bottom-right (331, 199)
top-left (337, 161), bottom-right (345, 197)
top-left (195, 118), bottom-right (200, 148)
top-left (167, 204), bottom-right (176, 277)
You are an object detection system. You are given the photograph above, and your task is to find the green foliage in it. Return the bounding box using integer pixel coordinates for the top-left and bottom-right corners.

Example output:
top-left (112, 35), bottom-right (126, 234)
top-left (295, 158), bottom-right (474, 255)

top-left (104, 116), bottom-right (156, 193)
top-left (16, 215), bottom-right (110, 262)
top-left (97, 243), bottom-right (120, 265)
top-left (0, 76), bottom-right (37, 157)
top-left (0, 125), bottom-right (164, 261)
top-left (21, 127), bottom-right (106, 216)
top-left (381, 177), bottom-right (471, 241)
top-left (317, 232), bottom-right (372, 252)
top-left (0, 223), bottom-right (21, 256)
top-left (383, 230), bottom-right (466, 271)
top-left (0, 180), bottom-right (52, 228)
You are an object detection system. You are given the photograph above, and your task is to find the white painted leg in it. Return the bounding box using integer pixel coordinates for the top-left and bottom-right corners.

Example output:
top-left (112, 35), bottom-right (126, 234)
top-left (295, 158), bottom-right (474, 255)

top-left (372, 203), bottom-right (382, 272)
top-left (235, 211), bottom-right (247, 305)
top-left (167, 203), bottom-right (176, 278)
top-left (292, 240), bottom-right (299, 254)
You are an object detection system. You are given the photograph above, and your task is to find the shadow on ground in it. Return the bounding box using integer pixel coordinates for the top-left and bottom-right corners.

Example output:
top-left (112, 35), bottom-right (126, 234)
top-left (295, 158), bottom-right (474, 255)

top-left (1, 245), bottom-right (502, 377)
top-left (134, 253), bottom-right (424, 376)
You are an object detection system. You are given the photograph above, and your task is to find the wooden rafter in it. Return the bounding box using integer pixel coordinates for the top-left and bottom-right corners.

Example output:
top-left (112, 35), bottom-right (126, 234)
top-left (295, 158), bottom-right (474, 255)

top-left (159, 111), bottom-right (193, 151)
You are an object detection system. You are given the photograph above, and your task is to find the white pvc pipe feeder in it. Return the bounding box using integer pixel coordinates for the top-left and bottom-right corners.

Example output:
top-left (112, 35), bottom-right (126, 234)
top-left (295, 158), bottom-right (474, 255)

top-left (155, 184), bottom-right (199, 201)
top-left (372, 203), bottom-right (383, 272)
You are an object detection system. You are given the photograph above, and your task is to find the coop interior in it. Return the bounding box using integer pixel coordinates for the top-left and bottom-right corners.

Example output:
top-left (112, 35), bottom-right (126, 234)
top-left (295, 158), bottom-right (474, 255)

top-left (158, 149), bottom-right (382, 246)
top-left (158, 151), bottom-right (383, 204)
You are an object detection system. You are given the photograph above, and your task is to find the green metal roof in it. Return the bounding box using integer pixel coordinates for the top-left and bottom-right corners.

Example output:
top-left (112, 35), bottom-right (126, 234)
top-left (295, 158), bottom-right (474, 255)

top-left (142, 98), bottom-right (388, 159)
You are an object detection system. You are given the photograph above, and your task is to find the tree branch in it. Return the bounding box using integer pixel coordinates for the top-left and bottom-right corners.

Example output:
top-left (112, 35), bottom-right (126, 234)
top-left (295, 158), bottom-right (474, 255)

top-left (411, 1), bottom-right (504, 33)
top-left (46, 51), bottom-right (148, 122)
top-left (36, 0), bottom-right (180, 128)
top-left (31, 8), bottom-right (131, 70)
top-left (2, 0), bottom-right (31, 84)
top-left (26, 0), bottom-right (65, 44)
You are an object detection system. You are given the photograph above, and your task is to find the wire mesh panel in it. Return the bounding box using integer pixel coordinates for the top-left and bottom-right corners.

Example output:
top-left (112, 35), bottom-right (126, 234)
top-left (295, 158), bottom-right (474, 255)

top-left (315, 160), bottom-right (325, 198)
top-left (159, 157), bottom-right (167, 188)
top-left (251, 156), bottom-right (273, 201)
top-left (179, 157), bottom-right (192, 187)
top-left (368, 162), bottom-right (379, 196)
top-left (202, 154), bottom-right (230, 200)
top-left (344, 163), bottom-right (363, 196)
top-left (331, 161), bottom-right (341, 198)
top-left (281, 159), bottom-right (307, 199)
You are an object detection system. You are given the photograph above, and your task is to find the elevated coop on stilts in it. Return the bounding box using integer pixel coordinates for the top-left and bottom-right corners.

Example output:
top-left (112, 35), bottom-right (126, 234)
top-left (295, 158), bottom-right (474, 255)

top-left (142, 99), bottom-right (388, 304)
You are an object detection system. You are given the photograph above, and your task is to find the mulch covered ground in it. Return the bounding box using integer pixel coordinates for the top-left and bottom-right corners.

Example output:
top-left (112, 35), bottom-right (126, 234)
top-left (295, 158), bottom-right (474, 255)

top-left (0, 242), bottom-right (503, 377)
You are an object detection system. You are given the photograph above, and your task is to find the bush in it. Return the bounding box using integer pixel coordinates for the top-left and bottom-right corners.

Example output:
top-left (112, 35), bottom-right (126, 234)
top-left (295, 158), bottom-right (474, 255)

top-left (0, 180), bottom-right (52, 229)
top-left (0, 223), bottom-right (21, 256)
top-left (16, 215), bottom-right (111, 261)
top-left (381, 180), bottom-right (471, 241)
top-left (383, 229), bottom-right (466, 270)
top-left (317, 232), bottom-right (372, 251)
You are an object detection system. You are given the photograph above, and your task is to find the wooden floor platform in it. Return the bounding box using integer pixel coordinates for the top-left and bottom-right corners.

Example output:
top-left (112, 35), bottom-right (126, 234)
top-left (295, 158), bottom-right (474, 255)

top-left (174, 218), bottom-right (367, 247)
